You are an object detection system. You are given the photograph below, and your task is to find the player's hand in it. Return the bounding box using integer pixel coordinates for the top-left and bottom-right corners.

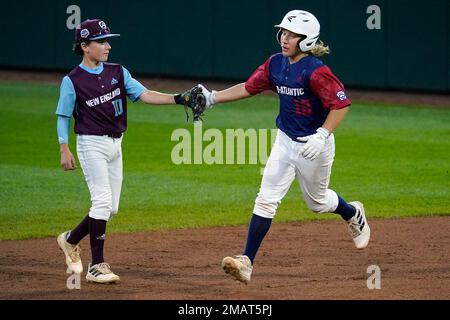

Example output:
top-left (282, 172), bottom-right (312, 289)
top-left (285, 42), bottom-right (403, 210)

top-left (60, 147), bottom-right (77, 171)
top-left (197, 84), bottom-right (216, 109)
top-left (297, 127), bottom-right (330, 161)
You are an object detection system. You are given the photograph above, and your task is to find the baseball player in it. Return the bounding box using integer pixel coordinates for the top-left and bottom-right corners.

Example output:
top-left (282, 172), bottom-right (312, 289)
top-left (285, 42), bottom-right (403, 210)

top-left (56, 19), bottom-right (200, 283)
top-left (198, 10), bottom-right (370, 284)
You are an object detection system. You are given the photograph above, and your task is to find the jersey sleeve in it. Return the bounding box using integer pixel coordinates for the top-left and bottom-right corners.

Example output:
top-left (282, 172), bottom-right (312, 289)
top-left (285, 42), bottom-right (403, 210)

top-left (244, 56), bottom-right (275, 95)
top-left (310, 66), bottom-right (351, 110)
top-left (55, 76), bottom-right (76, 117)
top-left (57, 116), bottom-right (71, 144)
top-left (122, 66), bottom-right (146, 102)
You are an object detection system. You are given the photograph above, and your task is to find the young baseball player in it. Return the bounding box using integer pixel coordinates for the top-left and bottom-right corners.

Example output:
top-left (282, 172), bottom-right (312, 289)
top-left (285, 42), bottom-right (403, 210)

top-left (198, 10), bottom-right (370, 284)
top-left (56, 19), bottom-right (199, 283)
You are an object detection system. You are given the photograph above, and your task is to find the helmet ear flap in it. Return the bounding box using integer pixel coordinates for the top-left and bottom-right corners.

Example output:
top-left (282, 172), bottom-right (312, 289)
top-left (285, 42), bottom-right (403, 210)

top-left (297, 35), bottom-right (309, 51)
top-left (299, 34), bottom-right (319, 52)
top-left (276, 29), bottom-right (307, 52)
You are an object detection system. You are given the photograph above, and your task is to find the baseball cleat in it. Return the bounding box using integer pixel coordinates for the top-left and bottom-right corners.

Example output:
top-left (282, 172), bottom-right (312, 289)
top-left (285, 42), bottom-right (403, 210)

top-left (86, 262), bottom-right (120, 284)
top-left (57, 231), bottom-right (83, 274)
top-left (222, 255), bottom-right (253, 284)
top-left (347, 201), bottom-right (371, 249)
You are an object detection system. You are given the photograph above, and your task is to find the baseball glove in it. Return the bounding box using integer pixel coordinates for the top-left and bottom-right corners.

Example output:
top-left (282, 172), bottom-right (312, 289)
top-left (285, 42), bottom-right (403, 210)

top-left (175, 85), bottom-right (207, 122)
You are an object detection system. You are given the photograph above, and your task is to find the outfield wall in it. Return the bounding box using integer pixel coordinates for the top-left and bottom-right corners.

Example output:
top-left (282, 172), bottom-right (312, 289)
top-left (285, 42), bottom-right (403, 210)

top-left (1, 0), bottom-right (449, 92)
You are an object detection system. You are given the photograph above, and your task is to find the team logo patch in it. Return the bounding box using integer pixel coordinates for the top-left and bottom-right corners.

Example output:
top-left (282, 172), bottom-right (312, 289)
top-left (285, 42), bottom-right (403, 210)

top-left (337, 91), bottom-right (347, 101)
top-left (99, 20), bottom-right (107, 29)
top-left (111, 78), bottom-right (118, 85)
top-left (80, 28), bottom-right (90, 38)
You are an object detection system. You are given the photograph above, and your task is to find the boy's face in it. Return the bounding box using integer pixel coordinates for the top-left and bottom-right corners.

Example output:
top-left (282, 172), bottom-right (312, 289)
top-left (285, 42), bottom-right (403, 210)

top-left (82, 39), bottom-right (111, 62)
top-left (279, 29), bottom-right (302, 57)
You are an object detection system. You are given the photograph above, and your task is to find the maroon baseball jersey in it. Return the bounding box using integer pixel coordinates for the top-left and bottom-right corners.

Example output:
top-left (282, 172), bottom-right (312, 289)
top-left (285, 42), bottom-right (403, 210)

top-left (67, 62), bottom-right (128, 135)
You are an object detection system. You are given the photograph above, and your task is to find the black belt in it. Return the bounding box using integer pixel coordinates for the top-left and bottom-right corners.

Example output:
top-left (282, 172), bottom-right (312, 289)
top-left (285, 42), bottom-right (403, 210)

top-left (107, 133), bottom-right (122, 138)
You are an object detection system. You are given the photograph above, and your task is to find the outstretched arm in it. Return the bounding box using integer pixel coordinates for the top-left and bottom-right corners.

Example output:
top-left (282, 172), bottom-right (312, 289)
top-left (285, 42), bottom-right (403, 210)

top-left (199, 56), bottom-right (274, 107)
top-left (139, 89), bottom-right (179, 105)
top-left (138, 87), bottom-right (208, 122)
top-left (214, 83), bottom-right (252, 104)
top-left (123, 66), bottom-right (193, 106)
top-left (198, 83), bottom-right (252, 108)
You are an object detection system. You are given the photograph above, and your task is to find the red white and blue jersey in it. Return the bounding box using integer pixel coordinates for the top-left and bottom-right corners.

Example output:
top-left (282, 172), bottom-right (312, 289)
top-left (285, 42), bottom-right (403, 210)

top-left (245, 53), bottom-right (351, 139)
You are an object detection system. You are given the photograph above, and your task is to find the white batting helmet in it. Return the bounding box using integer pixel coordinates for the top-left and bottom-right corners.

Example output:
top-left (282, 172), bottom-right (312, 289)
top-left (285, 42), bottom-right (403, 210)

top-left (275, 10), bottom-right (320, 52)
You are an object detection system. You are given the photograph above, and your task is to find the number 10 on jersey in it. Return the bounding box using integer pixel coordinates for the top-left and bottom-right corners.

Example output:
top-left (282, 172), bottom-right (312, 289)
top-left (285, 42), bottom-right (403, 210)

top-left (112, 99), bottom-right (123, 117)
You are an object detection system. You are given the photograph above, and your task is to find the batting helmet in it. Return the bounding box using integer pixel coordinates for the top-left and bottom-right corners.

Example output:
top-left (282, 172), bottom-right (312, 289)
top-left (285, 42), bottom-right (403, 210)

top-left (274, 10), bottom-right (320, 52)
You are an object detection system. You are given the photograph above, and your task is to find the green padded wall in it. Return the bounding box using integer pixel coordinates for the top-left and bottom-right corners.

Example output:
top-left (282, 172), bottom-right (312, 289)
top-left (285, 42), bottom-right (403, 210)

top-left (0, 0), bottom-right (448, 91)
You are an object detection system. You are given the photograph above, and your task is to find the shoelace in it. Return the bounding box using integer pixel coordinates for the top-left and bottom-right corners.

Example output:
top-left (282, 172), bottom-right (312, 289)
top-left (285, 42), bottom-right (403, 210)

top-left (234, 255), bottom-right (251, 267)
top-left (69, 245), bottom-right (81, 262)
top-left (96, 262), bottom-right (113, 274)
top-left (348, 221), bottom-right (362, 237)
top-left (347, 212), bottom-right (364, 238)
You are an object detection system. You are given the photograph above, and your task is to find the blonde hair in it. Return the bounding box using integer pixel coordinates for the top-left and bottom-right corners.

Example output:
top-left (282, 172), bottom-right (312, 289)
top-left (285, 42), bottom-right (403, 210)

top-left (309, 40), bottom-right (330, 57)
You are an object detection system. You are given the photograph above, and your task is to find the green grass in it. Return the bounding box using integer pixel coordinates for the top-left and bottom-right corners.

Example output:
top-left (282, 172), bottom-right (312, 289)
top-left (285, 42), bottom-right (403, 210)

top-left (0, 81), bottom-right (449, 240)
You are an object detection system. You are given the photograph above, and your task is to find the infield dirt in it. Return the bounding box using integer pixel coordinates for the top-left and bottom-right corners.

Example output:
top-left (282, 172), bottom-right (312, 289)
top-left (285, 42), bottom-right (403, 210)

top-left (0, 216), bottom-right (449, 300)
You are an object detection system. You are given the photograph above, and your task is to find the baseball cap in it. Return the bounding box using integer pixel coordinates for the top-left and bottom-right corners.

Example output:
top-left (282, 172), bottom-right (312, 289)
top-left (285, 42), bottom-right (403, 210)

top-left (75, 19), bottom-right (120, 44)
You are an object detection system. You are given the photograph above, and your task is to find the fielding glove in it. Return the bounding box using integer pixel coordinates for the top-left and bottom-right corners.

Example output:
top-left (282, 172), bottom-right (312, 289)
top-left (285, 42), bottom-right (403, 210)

top-left (174, 85), bottom-right (207, 122)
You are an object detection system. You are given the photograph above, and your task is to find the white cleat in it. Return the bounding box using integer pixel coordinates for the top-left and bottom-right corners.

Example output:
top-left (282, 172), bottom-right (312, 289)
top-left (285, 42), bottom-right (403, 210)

top-left (57, 231), bottom-right (83, 274)
top-left (86, 262), bottom-right (120, 284)
top-left (347, 201), bottom-right (371, 249)
top-left (222, 255), bottom-right (253, 284)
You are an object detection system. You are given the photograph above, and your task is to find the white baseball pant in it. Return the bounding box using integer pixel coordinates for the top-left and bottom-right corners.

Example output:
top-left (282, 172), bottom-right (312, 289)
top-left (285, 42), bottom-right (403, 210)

top-left (253, 129), bottom-right (339, 219)
top-left (76, 135), bottom-right (123, 221)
